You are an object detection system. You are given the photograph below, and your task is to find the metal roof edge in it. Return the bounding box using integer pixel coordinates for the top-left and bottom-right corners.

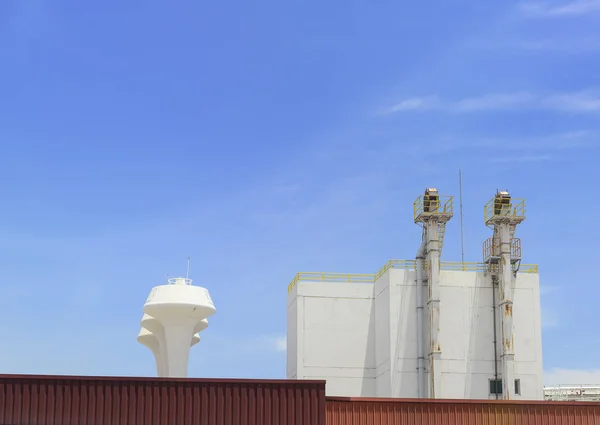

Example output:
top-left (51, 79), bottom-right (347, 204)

top-left (0, 374), bottom-right (326, 386)
top-left (326, 396), bottom-right (600, 407)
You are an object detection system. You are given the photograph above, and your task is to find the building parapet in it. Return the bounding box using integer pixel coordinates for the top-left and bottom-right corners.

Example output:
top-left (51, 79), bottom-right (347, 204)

top-left (288, 259), bottom-right (539, 292)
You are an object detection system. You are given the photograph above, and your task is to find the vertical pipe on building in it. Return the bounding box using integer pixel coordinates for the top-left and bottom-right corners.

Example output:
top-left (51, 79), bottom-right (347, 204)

top-left (491, 275), bottom-right (499, 400)
top-left (425, 219), bottom-right (442, 398)
top-left (498, 223), bottom-right (515, 400)
top-left (415, 232), bottom-right (427, 398)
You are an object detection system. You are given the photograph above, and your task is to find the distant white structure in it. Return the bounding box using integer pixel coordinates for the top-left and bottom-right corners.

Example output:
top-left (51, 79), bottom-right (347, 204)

top-left (138, 277), bottom-right (216, 377)
top-left (544, 385), bottom-right (600, 401)
top-left (287, 189), bottom-right (544, 400)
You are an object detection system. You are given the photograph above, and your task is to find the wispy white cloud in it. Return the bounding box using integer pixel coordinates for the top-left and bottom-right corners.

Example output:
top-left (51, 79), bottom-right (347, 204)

top-left (540, 284), bottom-right (560, 295)
top-left (319, 130), bottom-right (597, 176)
top-left (380, 96), bottom-right (440, 113)
top-left (466, 38), bottom-right (600, 54)
top-left (490, 154), bottom-right (553, 163)
top-left (542, 307), bottom-right (560, 328)
top-left (241, 335), bottom-right (287, 353)
top-left (402, 130), bottom-right (598, 156)
top-left (543, 91), bottom-right (600, 112)
top-left (519, 0), bottom-right (600, 17)
top-left (454, 92), bottom-right (536, 112)
top-left (519, 39), bottom-right (600, 52)
top-left (545, 368), bottom-right (600, 385)
top-left (541, 284), bottom-right (561, 328)
top-left (274, 335), bottom-right (287, 352)
top-left (384, 91), bottom-right (600, 114)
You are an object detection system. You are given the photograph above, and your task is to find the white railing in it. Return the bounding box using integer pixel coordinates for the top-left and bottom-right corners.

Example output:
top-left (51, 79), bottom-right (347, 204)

top-left (544, 385), bottom-right (600, 401)
top-left (168, 277), bottom-right (193, 285)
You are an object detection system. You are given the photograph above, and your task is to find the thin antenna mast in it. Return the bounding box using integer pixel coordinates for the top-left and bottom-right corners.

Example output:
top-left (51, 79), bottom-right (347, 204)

top-left (186, 257), bottom-right (191, 279)
top-left (459, 169), bottom-right (465, 265)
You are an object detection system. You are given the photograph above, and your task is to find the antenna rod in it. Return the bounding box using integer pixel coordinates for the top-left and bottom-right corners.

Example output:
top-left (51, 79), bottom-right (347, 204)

top-left (186, 257), bottom-right (191, 278)
top-left (459, 169), bottom-right (465, 265)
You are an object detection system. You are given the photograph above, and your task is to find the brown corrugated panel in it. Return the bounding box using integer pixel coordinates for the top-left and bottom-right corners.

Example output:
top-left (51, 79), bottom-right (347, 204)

top-left (327, 396), bottom-right (600, 425)
top-left (0, 374), bottom-right (326, 425)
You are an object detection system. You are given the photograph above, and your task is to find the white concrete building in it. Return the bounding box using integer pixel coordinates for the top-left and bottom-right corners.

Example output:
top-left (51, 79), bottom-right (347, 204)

top-left (286, 189), bottom-right (544, 400)
top-left (286, 262), bottom-right (543, 399)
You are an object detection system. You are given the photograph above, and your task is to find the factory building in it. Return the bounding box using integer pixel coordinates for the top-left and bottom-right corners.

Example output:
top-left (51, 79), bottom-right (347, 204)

top-left (287, 189), bottom-right (544, 400)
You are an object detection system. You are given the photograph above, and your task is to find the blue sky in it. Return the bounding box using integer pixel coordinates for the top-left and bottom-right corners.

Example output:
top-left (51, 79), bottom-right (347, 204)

top-left (1, 0), bottom-right (599, 386)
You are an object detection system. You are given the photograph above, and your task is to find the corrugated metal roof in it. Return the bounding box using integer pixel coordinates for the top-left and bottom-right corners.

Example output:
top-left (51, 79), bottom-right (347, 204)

top-left (0, 374), bottom-right (326, 425)
top-left (327, 397), bottom-right (600, 425)
top-left (5, 375), bottom-right (600, 425)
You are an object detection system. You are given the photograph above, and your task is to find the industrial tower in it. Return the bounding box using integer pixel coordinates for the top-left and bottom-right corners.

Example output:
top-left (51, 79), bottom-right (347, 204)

top-left (138, 314), bottom-right (206, 377)
top-left (413, 188), bottom-right (454, 399)
top-left (138, 277), bottom-right (216, 378)
top-left (482, 190), bottom-right (526, 400)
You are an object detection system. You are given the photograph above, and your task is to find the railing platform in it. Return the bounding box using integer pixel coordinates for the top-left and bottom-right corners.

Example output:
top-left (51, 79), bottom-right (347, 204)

top-left (288, 259), bottom-right (539, 292)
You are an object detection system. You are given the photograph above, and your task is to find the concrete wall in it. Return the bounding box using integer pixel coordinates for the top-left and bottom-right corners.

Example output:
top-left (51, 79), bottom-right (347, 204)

top-left (287, 269), bottom-right (544, 400)
top-left (287, 282), bottom-right (376, 396)
top-left (286, 293), bottom-right (298, 380)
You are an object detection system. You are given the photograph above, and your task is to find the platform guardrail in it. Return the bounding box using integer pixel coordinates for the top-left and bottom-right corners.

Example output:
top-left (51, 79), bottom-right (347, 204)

top-left (288, 260), bottom-right (539, 292)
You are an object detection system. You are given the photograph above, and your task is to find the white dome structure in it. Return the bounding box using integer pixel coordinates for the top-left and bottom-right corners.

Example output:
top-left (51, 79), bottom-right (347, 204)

top-left (142, 277), bottom-right (215, 377)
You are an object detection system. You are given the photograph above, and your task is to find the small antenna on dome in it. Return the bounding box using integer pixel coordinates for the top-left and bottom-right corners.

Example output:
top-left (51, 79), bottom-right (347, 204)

top-left (186, 257), bottom-right (191, 279)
